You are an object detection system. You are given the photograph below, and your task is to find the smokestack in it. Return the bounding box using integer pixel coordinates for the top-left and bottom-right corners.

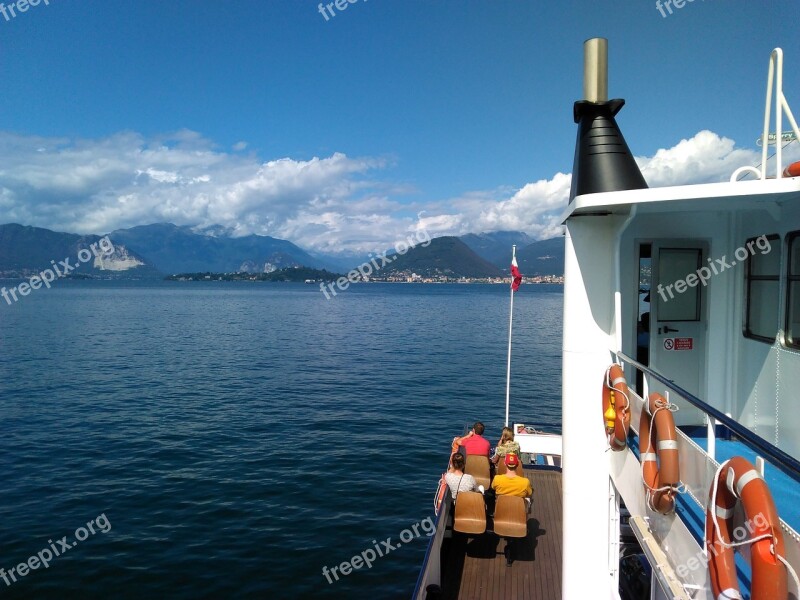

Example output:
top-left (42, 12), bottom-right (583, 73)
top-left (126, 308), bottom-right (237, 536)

top-left (569, 38), bottom-right (647, 202)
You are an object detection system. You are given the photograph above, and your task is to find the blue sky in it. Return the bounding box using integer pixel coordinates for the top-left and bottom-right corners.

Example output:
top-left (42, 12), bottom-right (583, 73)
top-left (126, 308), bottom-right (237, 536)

top-left (1, 0), bottom-right (798, 254)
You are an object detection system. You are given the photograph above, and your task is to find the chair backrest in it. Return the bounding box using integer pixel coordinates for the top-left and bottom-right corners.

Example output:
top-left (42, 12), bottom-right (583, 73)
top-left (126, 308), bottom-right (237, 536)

top-left (493, 494), bottom-right (528, 538)
top-left (464, 455), bottom-right (491, 489)
top-left (453, 491), bottom-right (486, 535)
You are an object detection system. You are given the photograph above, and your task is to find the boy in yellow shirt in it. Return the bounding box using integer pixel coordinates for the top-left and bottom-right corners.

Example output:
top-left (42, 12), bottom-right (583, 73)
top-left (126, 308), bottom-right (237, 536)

top-left (491, 453), bottom-right (533, 498)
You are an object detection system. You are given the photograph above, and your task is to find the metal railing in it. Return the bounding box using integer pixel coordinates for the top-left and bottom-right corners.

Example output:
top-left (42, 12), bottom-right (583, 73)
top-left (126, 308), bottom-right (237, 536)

top-left (615, 351), bottom-right (800, 483)
top-left (731, 47), bottom-right (800, 182)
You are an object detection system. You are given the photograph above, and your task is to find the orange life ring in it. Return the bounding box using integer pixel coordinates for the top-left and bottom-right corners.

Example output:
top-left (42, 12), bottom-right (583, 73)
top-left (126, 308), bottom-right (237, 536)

top-left (784, 161), bottom-right (800, 177)
top-left (602, 364), bottom-right (630, 451)
top-left (639, 393), bottom-right (680, 514)
top-left (435, 478), bottom-right (449, 515)
top-left (706, 457), bottom-right (788, 600)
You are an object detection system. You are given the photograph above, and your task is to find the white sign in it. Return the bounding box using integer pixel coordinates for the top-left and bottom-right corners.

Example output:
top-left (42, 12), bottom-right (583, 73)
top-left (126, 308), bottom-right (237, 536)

top-left (756, 131), bottom-right (798, 146)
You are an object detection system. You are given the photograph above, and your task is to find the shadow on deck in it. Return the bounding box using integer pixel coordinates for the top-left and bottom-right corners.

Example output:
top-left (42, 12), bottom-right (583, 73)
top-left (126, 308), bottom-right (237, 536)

top-left (440, 469), bottom-right (562, 599)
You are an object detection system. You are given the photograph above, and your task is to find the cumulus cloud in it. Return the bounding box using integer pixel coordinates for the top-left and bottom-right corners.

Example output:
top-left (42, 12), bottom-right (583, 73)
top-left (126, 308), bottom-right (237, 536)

top-left (0, 129), bottom-right (794, 254)
top-left (417, 131), bottom-right (800, 244)
top-left (636, 129), bottom-right (799, 186)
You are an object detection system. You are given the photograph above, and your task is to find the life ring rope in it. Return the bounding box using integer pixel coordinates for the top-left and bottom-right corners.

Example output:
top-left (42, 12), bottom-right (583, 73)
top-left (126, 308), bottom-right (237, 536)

top-left (641, 399), bottom-right (684, 501)
top-left (708, 459), bottom-right (800, 591)
top-left (605, 366), bottom-right (632, 411)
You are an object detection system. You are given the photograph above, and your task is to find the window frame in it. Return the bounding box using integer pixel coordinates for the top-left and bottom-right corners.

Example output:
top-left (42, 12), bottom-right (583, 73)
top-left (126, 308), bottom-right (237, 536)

top-left (743, 234), bottom-right (781, 343)
top-left (785, 231), bottom-right (800, 349)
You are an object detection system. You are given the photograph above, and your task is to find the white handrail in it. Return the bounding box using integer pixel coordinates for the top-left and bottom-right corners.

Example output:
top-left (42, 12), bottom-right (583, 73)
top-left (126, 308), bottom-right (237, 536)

top-left (760, 48), bottom-right (800, 180)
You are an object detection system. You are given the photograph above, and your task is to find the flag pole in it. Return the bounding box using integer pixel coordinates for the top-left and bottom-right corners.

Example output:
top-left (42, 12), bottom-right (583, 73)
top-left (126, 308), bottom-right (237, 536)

top-left (505, 245), bottom-right (516, 427)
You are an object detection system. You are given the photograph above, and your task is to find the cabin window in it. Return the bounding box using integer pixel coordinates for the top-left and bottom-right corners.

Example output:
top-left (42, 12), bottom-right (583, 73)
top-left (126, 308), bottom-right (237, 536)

top-left (744, 234), bottom-right (780, 343)
top-left (787, 232), bottom-right (800, 348)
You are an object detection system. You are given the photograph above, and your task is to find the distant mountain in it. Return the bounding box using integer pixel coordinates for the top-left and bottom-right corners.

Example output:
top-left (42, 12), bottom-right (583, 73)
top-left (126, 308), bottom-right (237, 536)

top-left (107, 223), bottom-right (335, 275)
top-left (516, 237), bottom-right (565, 276)
top-left (460, 231), bottom-right (536, 267)
top-left (0, 223), bottom-right (159, 278)
top-left (380, 236), bottom-right (503, 278)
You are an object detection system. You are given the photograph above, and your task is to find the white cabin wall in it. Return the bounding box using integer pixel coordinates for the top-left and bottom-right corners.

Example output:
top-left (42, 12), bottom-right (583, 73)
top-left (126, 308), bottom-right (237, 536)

top-left (735, 202), bottom-right (800, 457)
top-left (562, 216), bottom-right (621, 599)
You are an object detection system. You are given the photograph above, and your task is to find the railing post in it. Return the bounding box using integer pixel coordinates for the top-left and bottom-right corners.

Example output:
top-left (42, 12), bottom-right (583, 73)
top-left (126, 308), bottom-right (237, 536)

top-left (706, 414), bottom-right (715, 461)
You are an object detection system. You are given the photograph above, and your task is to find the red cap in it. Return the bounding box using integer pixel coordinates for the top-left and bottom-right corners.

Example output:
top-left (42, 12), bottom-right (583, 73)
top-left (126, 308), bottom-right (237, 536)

top-left (504, 453), bottom-right (520, 468)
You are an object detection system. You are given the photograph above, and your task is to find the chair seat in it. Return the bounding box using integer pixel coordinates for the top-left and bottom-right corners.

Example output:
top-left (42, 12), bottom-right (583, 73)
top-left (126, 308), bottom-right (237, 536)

top-left (465, 455), bottom-right (492, 490)
top-left (494, 494), bottom-right (528, 538)
top-left (453, 491), bottom-right (486, 535)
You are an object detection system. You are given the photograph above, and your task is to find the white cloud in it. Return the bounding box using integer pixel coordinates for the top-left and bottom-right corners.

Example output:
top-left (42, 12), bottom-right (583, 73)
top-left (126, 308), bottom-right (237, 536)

top-left (0, 129), bottom-right (794, 254)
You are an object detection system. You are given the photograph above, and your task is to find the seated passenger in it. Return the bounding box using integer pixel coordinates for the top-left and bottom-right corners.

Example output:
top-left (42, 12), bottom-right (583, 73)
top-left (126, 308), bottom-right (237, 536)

top-left (491, 453), bottom-right (532, 501)
top-left (491, 426), bottom-right (521, 465)
top-left (444, 453), bottom-right (480, 500)
top-left (452, 421), bottom-right (491, 457)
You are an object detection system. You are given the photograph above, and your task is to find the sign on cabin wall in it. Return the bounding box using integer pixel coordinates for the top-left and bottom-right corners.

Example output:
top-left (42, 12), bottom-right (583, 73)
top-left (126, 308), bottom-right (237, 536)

top-left (663, 337), bottom-right (693, 351)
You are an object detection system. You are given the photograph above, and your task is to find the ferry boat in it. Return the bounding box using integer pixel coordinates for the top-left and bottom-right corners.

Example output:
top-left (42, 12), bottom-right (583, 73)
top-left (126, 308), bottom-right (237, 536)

top-left (414, 39), bottom-right (800, 599)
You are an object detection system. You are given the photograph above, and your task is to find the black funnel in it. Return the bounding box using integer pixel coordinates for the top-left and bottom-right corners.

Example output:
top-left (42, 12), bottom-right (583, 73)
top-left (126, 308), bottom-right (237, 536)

top-left (569, 38), bottom-right (647, 201)
top-left (569, 99), bottom-right (647, 201)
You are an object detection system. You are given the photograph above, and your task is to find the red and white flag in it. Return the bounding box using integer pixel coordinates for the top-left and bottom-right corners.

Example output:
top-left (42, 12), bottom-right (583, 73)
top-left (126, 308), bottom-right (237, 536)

top-left (511, 256), bottom-right (522, 291)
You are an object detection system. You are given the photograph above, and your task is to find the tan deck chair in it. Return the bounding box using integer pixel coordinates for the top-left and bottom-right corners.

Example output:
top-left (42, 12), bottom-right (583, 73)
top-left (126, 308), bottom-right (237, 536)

top-left (453, 491), bottom-right (486, 535)
top-left (465, 455), bottom-right (491, 489)
top-left (493, 495), bottom-right (528, 538)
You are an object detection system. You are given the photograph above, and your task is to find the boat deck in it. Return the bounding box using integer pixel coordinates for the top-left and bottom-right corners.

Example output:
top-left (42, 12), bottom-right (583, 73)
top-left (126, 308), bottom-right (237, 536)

top-left (440, 469), bottom-right (562, 599)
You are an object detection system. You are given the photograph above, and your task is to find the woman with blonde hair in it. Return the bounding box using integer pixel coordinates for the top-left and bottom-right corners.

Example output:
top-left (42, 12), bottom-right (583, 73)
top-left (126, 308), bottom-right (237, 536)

top-left (491, 426), bottom-right (521, 466)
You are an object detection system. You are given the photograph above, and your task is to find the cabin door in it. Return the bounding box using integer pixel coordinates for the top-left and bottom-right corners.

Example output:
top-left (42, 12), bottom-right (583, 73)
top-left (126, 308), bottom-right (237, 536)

top-left (648, 241), bottom-right (708, 426)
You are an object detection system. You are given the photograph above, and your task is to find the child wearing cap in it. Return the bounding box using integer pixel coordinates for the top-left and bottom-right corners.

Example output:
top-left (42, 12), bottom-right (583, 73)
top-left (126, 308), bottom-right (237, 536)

top-left (490, 453), bottom-right (533, 499)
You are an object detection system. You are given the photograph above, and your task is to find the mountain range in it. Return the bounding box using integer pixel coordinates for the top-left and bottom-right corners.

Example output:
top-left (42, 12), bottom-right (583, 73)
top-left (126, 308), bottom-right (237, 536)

top-left (0, 223), bottom-right (160, 278)
top-left (0, 223), bottom-right (565, 279)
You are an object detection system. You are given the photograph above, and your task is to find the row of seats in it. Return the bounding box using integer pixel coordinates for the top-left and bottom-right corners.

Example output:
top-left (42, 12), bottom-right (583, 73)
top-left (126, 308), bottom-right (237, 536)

top-left (453, 454), bottom-right (529, 538)
top-left (454, 492), bottom-right (528, 538)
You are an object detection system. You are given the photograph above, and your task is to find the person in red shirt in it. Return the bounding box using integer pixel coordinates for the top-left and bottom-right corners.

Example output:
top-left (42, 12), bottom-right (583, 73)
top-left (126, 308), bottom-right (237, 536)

top-left (452, 422), bottom-right (491, 457)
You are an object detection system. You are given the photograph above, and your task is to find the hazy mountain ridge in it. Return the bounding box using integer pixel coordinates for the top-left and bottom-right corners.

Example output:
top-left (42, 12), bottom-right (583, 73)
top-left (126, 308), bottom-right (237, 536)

top-left (379, 236), bottom-right (504, 278)
top-left (459, 231), bottom-right (536, 266)
top-left (107, 223), bottom-right (336, 274)
top-left (459, 231), bottom-right (564, 276)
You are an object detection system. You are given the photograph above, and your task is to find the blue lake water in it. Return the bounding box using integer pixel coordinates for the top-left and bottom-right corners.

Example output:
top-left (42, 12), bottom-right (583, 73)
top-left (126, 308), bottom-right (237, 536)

top-left (0, 281), bottom-right (563, 599)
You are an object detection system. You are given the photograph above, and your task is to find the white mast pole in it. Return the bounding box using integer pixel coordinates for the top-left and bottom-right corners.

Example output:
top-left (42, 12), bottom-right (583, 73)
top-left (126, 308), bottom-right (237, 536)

top-left (504, 245), bottom-right (516, 427)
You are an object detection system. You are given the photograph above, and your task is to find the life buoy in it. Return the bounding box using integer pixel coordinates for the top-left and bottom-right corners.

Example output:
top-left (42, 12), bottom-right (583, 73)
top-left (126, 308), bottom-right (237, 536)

top-left (435, 478), bottom-right (448, 515)
top-left (639, 393), bottom-right (680, 514)
top-left (602, 364), bottom-right (630, 451)
top-left (784, 161), bottom-right (800, 178)
top-left (706, 457), bottom-right (788, 600)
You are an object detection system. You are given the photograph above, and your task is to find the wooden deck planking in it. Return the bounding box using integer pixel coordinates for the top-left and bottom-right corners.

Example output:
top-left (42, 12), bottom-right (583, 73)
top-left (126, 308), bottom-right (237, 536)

top-left (440, 468), bottom-right (563, 600)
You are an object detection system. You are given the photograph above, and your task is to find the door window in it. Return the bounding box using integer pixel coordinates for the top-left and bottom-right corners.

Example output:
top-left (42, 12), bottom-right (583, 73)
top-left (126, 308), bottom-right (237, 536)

top-left (657, 249), bottom-right (701, 322)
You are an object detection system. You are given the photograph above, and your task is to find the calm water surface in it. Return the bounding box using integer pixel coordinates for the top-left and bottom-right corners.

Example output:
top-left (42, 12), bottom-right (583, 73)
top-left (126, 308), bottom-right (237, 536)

top-left (0, 281), bottom-right (562, 599)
